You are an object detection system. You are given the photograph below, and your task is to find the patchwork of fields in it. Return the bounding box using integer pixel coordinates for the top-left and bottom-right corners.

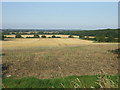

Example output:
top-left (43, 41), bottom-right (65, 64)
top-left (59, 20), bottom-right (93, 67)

top-left (1, 38), bottom-right (119, 79)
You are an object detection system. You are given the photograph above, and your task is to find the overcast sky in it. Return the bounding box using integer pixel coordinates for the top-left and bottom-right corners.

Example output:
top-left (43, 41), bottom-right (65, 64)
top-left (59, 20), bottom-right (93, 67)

top-left (1, 2), bottom-right (118, 30)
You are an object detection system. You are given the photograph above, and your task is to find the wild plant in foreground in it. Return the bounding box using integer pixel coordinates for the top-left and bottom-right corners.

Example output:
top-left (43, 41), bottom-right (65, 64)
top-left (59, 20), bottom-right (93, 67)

top-left (96, 74), bottom-right (118, 88)
top-left (95, 70), bottom-right (118, 88)
top-left (70, 78), bottom-right (83, 88)
top-left (60, 78), bottom-right (83, 88)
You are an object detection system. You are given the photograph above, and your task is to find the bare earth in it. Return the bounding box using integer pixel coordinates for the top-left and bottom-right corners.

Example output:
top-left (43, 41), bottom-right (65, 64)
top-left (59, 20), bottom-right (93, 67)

top-left (1, 38), bottom-right (119, 79)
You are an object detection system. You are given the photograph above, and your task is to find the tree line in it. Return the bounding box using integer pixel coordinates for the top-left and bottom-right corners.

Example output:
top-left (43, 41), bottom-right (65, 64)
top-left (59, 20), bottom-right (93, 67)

top-left (2, 29), bottom-right (119, 38)
top-left (1, 29), bottom-right (119, 42)
top-left (2, 34), bottom-right (63, 39)
top-left (80, 35), bottom-right (119, 42)
top-left (1, 34), bottom-right (119, 42)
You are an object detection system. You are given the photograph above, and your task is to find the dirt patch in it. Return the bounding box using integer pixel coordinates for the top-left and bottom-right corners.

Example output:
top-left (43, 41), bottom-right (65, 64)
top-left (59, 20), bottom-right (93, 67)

top-left (2, 43), bottom-right (119, 79)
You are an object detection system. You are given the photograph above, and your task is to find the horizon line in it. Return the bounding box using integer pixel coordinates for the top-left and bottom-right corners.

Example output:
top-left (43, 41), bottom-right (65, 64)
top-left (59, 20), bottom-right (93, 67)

top-left (1, 28), bottom-right (118, 30)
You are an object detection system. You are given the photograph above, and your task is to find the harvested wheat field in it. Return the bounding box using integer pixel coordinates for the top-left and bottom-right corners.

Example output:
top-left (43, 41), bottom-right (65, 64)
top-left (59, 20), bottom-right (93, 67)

top-left (2, 38), bottom-right (119, 79)
top-left (2, 38), bottom-right (94, 48)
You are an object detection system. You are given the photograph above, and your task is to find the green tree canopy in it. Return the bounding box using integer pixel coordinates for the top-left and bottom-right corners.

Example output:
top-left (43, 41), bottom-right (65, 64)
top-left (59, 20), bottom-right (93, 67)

top-left (68, 35), bottom-right (74, 38)
top-left (52, 35), bottom-right (56, 38)
top-left (34, 34), bottom-right (40, 38)
top-left (95, 35), bottom-right (106, 42)
top-left (15, 34), bottom-right (22, 38)
top-left (41, 35), bottom-right (46, 38)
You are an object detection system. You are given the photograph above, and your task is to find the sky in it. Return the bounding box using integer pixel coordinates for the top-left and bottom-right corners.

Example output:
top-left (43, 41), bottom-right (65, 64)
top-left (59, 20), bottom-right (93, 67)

top-left (1, 2), bottom-right (118, 30)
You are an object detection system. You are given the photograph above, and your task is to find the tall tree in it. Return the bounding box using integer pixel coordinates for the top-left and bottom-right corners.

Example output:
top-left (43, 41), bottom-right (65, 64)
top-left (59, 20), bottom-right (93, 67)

top-left (15, 34), bottom-right (22, 38)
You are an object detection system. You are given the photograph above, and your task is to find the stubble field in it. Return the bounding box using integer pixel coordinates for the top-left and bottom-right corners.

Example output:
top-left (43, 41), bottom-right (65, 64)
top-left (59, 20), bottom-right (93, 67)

top-left (1, 38), bottom-right (119, 79)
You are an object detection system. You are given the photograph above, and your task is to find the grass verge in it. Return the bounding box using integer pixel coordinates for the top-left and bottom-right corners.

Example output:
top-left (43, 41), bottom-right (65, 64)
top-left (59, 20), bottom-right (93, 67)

top-left (2, 75), bottom-right (119, 88)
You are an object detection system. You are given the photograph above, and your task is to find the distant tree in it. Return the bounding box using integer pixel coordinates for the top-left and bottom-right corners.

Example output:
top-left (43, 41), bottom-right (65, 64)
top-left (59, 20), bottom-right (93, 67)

top-left (79, 35), bottom-right (85, 39)
top-left (68, 35), bottom-right (74, 38)
top-left (118, 36), bottom-right (120, 42)
top-left (26, 37), bottom-right (34, 38)
top-left (106, 36), bottom-right (115, 42)
top-left (41, 35), bottom-right (46, 38)
top-left (15, 34), bottom-right (22, 38)
top-left (2, 35), bottom-right (4, 40)
top-left (52, 35), bottom-right (56, 38)
top-left (0, 35), bottom-right (5, 40)
top-left (86, 36), bottom-right (89, 39)
top-left (11, 32), bottom-right (15, 34)
top-left (95, 35), bottom-right (106, 42)
top-left (56, 36), bottom-right (61, 38)
top-left (34, 34), bottom-right (40, 38)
